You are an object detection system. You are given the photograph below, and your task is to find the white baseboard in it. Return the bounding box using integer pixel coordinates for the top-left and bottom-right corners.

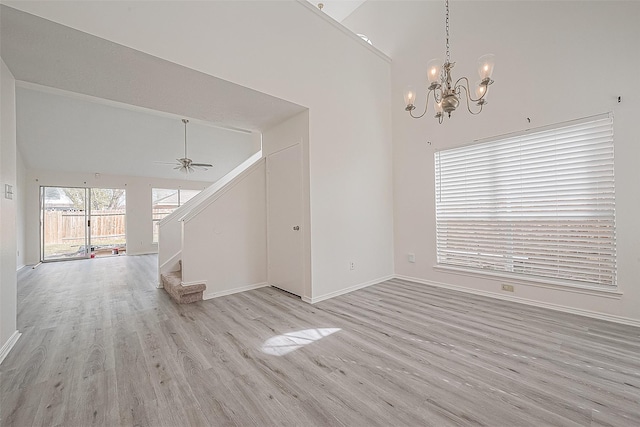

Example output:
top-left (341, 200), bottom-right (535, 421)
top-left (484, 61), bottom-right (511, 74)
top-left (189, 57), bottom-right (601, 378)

top-left (0, 331), bottom-right (22, 365)
top-left (16, 264), bottom-right (25, 271)
top-left (182, 279), bottom-right (208, 287)
top-left (127, 251), bottom-right (158, 256)
top-left (303, 274), bottom-right (395, 304)
top-left (203, 282), bottom-right (268, 300)
top-left (395, 274), bottom-right (640, 328)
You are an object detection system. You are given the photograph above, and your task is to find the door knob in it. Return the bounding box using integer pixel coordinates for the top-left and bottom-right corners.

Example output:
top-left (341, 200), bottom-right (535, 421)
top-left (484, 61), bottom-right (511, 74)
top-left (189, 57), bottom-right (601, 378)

top-left (293, 226), bottom-right (300, 231)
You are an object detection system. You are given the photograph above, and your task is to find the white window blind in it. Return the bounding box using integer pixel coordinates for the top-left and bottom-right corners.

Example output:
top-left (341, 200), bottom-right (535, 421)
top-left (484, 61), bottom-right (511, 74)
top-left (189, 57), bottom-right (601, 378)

top-left (434, 114), bottom-right (616, 288)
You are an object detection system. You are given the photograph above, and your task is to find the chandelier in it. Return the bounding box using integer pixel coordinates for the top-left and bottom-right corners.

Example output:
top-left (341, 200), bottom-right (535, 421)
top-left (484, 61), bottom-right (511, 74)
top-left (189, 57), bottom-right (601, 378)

top-left (404, 0), bottom-right (495, 123)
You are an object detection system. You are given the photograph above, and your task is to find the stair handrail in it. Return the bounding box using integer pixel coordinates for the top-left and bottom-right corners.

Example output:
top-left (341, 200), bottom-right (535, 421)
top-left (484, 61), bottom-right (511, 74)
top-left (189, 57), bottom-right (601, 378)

top-left (159, 150), bottom-right (263, 227)
top-left (180, 157), bottom-right (265, 224)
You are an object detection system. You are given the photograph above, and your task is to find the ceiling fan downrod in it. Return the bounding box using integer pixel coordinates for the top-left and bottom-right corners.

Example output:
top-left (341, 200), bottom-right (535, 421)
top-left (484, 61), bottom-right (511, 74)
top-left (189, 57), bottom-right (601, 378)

top-left (182, 118), bottom-right (189, 160)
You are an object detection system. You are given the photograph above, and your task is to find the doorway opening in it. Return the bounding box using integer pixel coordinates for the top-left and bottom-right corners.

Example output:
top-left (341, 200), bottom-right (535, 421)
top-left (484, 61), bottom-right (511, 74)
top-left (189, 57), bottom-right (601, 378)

top-left (40, 186), bottom-right (126, 261)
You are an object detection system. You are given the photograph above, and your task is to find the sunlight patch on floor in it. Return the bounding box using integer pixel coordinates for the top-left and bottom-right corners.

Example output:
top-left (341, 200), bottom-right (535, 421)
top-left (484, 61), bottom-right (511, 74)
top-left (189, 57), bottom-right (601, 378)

top-left (261, 328), bottom-right (341, 356)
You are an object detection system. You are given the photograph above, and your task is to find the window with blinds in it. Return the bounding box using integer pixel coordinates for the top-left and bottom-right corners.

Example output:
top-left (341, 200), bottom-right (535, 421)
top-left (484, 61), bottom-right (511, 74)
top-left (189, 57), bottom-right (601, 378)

top-left (434, 114), bottom-right (616, 288)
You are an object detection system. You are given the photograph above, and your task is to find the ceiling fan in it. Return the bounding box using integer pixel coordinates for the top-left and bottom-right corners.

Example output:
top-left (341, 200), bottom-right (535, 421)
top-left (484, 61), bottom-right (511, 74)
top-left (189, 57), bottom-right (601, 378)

top-left (159, 119), bottom-right (213, 173)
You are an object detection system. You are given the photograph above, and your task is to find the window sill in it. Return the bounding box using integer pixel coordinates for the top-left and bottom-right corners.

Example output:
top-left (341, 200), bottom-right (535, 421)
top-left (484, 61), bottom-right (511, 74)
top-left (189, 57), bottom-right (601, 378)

top-left (433, 264), bottom-right (623, 299)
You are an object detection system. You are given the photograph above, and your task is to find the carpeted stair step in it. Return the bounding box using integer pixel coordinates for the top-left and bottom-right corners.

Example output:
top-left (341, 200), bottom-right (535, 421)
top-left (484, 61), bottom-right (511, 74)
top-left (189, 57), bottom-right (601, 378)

top-left (161, 265), bottom-right (205, 304)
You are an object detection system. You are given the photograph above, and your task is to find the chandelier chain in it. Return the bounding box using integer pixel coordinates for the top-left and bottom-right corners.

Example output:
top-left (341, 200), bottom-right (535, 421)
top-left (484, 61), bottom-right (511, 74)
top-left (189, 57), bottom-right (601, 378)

top-left (445, 0), bottom-right (450, 63)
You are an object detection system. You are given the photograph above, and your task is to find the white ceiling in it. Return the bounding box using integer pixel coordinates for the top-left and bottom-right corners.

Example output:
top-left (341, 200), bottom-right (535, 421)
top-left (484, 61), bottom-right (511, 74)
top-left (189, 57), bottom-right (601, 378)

top-left (0, 4), bottom-right (307, 180)
top-left (306, 0), bottom-right (367, 23)
top-left (16, 86), bottom-right (257, 182)
top-left (0, 5), bottom-right (305, 132)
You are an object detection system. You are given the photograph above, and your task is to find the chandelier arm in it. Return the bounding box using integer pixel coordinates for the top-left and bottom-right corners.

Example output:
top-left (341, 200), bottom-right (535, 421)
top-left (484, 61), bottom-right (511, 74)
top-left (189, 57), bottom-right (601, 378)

top-left (433, 88), bottom-right (442, 104)
top-left (457, 84), bottom-right (483, 115)
top-left (454, 76), bottom-right (487, 103)
top-left (409, 90), bottom-right (433, 119)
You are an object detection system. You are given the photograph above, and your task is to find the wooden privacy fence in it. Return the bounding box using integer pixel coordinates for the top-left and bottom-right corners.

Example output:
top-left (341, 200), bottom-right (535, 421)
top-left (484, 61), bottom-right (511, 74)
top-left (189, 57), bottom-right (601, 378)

top-left (44, 210), bottom-right (126, 244)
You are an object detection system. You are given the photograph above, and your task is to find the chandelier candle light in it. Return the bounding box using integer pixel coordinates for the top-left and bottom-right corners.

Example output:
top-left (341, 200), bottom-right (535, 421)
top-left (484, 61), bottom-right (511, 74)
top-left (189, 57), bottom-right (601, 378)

top-left (404, 0), bottom-right (495, 123)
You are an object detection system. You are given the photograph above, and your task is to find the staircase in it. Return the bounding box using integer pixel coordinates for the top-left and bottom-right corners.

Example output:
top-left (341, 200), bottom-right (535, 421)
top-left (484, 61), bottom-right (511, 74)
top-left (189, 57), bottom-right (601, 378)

top-left (157, 150), bottom-right (266, 302)
top-left (160, 261), bottom-right (206, 304)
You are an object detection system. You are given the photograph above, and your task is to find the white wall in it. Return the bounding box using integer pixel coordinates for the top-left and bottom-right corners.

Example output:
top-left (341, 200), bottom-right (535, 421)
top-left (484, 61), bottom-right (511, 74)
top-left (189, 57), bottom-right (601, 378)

top-left (0, 58), bottom-right (18, 350)
top-left (24, 169), bottom-right (212, 264)
top-left (16, 149), bottom-right (26, 270)
top-left (346, 1), bottom-right (640, 323)
top-left (7, 1), bottom-right (395, 301)
top-left (181, 161), bottom-right (267, 299)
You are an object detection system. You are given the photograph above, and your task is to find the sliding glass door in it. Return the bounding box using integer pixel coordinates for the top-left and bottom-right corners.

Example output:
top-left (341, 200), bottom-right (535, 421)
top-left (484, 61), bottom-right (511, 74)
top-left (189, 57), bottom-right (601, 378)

top-left (40, 187), bottom-right (126, 261)
top-left (41, 187), bottom-right (89, 261)
top-left (89, 188), bottom-right (126, 256)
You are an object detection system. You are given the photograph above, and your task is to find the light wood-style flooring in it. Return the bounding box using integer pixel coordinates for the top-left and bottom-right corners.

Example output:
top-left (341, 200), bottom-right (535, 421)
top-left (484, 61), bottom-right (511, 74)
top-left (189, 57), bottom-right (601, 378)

top-left (2, 255), bottom-right (639, 426)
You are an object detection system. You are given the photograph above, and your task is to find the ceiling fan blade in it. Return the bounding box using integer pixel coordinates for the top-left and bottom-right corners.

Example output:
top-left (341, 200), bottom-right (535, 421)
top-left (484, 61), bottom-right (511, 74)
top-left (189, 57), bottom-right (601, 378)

top-left (191, 163), bottom-right (213, 167)
top-left (154, 161), bottom-right (180, 165)
top-left (173, 165), bottom-right (183, 170)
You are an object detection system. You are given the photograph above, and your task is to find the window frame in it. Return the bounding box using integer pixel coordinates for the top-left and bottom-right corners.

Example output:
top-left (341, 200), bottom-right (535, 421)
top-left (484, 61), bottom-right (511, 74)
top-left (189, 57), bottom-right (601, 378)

top-left (152, 188), bottom-right (201, 244)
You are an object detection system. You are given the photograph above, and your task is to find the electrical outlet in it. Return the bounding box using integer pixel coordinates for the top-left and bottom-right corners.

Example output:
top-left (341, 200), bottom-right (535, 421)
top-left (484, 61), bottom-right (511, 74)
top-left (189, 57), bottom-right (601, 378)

top-left (501, 284), bottom-right (514, 292)
top-left (349, 261), bottom-right (355, 271)
top-left (408, 253), bottom-right (416, 263)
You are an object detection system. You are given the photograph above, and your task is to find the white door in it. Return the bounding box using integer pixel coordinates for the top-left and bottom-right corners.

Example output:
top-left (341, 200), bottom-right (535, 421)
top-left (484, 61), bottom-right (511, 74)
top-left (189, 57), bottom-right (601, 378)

top-left (267, 143), bottom-right (304, 297)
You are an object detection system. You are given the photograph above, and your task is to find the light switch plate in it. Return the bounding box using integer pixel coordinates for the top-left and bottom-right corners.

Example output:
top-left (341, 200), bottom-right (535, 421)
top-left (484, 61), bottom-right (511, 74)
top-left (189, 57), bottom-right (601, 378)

top-left (5, 184), bottom-right (13, 200)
